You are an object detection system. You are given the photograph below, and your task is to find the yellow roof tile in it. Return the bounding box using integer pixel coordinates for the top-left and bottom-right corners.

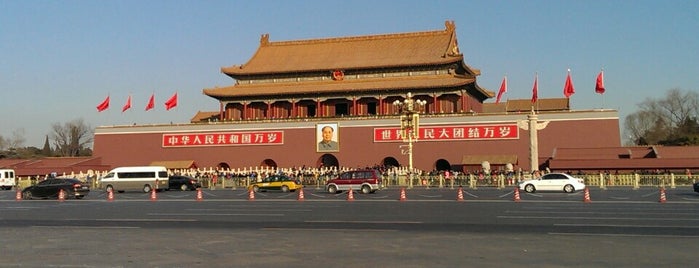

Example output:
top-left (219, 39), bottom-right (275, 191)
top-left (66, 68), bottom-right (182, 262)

top-left (222, 21), bottom-right (465, 75)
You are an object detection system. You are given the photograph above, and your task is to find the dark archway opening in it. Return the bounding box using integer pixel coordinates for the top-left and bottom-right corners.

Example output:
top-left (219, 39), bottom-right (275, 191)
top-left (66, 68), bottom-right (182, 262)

top-left (317, 154), bottom-right (339, 168)
top-left (217, 162), bottom-right (230, 170)
top-left (261, 159), bottom-right (277, 168)
top-left (382, 157), bottom-right (400, 168)
top-left (435, 159), bottom-right (452, 171)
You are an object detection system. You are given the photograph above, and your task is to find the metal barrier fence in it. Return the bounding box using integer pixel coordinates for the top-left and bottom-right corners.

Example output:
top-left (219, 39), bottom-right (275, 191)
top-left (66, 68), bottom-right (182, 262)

top-left (12, 173), bottom-right (696, 191)
top-left (179, 173), bottom-right (697, 190)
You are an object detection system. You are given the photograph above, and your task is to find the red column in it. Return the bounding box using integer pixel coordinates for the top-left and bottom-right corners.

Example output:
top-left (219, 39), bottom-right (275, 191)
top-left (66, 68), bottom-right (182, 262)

top-left (243, 102), bottom-right (248, 120)
top-left (353, 97), bottom-right (358, 116)
top-left (316, 99), bottom-right (322, 117)
top-left (432, 94), bottom-right (438, 114)
top-left (219, 102), bottom-right (224, 121)
top-left (378, 96), bottom-right (383, 115)
top-left (267, 102), bottom-right (272, 119)
top-left (461, 93), bottom-right (467, 112)
top-left (291, 100), bottom-right (296, 118)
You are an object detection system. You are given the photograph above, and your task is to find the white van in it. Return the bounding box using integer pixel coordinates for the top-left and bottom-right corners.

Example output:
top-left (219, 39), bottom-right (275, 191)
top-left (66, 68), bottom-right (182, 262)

top-left (0, 169), bottom-right (16, 190)
top-left (101, 166), bottom-right (169, 193)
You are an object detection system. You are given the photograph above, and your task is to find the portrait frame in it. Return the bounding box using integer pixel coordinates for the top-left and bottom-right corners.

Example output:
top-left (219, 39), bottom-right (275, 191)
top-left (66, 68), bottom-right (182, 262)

top-left (316, 122), bottom-right (340, 152)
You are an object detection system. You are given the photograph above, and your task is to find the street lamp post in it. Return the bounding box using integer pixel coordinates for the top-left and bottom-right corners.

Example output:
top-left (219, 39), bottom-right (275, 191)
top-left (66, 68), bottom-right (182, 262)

top-left (393, 92), bottom-right (426, 189)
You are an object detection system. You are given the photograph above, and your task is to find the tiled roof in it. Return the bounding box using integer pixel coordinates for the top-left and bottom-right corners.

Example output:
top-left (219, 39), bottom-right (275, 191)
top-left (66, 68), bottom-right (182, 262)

top-left (655, 146), bottom-right (699, 159)
top-left (506, 98), bottom-right (570, 112)
top-left (190, 111), bottom-right (220, 123)
top-left (548, 146), bottom-right (699, 170)
top-left (222, 21), bottom-right (465, 76)
top-left (548, 158), bottom-right (698, 170)
top-left (482, 98), bottom-right (570, 113)
top-left (0, 157), bottom-right (110, 177)
top-left (204, 74), bottom-right (486, 99)
top-left (553, 147), bottom-right (636, 160)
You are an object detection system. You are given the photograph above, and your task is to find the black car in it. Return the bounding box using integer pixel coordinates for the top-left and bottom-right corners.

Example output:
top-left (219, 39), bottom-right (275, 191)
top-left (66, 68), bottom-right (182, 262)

top-left (22, 178), bottom-right (90, 200)
top-left (168, 175), bottom-right (201, 191)
top-left (694, 181), bottom-right (699, 193)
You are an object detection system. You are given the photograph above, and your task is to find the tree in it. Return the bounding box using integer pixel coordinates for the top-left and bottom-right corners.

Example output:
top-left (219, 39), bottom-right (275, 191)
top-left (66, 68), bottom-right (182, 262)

top-left (0, 129), bottom-right (30, 158)
top-left (659, 116), bottom-right (699, 145)
top-left (0, 129), bottom-right (26, 150)
top-left (625, 88), bottom-right (699, 145)
top-left (50, 119), bottom-right (93, 157)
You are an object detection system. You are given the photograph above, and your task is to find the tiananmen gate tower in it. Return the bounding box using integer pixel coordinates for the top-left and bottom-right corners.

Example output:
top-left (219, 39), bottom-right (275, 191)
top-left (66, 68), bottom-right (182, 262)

top-left (92, 21), bottom-right (626, 173)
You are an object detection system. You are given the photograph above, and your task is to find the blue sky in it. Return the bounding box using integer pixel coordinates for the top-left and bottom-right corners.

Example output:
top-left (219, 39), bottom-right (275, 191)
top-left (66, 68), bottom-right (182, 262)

top-left (1, 0), bottom-right (697, 147)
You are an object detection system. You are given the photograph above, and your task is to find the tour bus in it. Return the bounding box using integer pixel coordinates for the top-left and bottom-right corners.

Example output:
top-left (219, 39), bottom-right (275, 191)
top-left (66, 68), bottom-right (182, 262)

top-left (100, 166), bottom-right (169, 193)
top-left (0, 169), bottom-right (16, 190)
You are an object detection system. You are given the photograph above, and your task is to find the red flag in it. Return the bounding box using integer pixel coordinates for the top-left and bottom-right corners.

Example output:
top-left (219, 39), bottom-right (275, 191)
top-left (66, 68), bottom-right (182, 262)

top-left (145, 94), bottom-right (155, 111)
top-left (531, 74), bottom-right (538, 104)
top-left (495, 76), bottom-right (507, 104)
top-left (563, 69), bottom-right (575, 98)
top-left (165, 93), bottom-right (178, 111)
top-left (96, 95), bottom-right (110, 112)
top-left (122, 95), bottom-right (132, 112)
top-left (595, 71), bottom-right (605, 94)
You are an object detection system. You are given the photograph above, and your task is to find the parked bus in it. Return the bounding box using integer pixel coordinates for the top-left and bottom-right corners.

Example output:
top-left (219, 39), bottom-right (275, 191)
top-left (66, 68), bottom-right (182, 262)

top-left (0, 169), bottom-right (16, 190)
top-left (101, 166), bottom-right (169, 193)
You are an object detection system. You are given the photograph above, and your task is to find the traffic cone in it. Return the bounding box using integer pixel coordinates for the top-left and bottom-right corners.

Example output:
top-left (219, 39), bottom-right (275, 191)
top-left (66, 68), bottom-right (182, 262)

top-left (15, 188), bottom-right (22, 201)
top-left (659, 187), bottom-right (666, 203)
top-left (513, 187), bottom-right (521, 202)
top-left (150, 188), bottom-right (157, 201)
top-left (107, 189), bottom-right (114, 202)
top-left (398, 187), bottom-right (407, 201)
top-left (347, 188), bottom-right (355, 201)
top-left (196, 188), bottom-right (203, 201)
top-left (248, 188), bottom-right (255, 201)
top-left (456, 186), bottom-right (464, 202)
top-left (583, 188), bottom-right (591, 203)
top-left (58, 189), bottom-right (66, 202)
top-left (297, 187), bottom-right (305, 201)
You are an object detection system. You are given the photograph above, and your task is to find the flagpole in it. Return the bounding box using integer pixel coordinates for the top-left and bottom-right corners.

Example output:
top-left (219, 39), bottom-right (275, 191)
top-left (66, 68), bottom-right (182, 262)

top-left (534, 72), bottom-right (539, 113)
top-left (504, 74), bottom-right (508, 114)
top-left (600, 68), bottom-right (605, 109)
top-left (601, 91), bottom-right (605, 109)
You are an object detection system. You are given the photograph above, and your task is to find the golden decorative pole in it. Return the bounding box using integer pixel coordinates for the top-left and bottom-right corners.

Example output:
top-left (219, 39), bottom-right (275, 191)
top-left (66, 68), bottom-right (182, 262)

top-left (393, 93), bottom-right (426, 189)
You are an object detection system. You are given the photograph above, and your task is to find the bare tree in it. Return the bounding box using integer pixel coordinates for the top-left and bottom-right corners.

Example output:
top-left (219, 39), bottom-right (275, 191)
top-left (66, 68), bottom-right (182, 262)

top-left (656, 89), bottom-right (699, 128)
top-left (625, 88), bottom-right (699, 145)
top-left (9, 129), bottom-right (26, 148)
top-left (50, 119), bottom-right (93, 157)
top-left (624, 110), bottom-right (659, 145)
top-left (0, 129), bottom-right (27, 151)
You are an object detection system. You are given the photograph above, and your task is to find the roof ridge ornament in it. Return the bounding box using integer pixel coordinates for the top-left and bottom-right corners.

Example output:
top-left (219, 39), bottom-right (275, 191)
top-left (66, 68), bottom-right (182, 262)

top-left (445, 20), bottom-right (455, 32)
top-left (444, 20), bottom-right (460, 56)
top-left (260, 34), bottom-right (270, 46)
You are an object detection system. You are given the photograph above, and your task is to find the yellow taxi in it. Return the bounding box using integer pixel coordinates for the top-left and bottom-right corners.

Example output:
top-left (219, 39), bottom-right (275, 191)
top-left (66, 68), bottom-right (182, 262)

top-left (248, 174), bottom-right (303, 193)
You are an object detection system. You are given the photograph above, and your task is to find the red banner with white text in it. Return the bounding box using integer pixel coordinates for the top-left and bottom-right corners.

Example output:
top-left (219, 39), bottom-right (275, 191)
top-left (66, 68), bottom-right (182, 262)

top-left (373, 124), bottom-right (519, 142)
top-left (163, 131), bottom-right (284, 147)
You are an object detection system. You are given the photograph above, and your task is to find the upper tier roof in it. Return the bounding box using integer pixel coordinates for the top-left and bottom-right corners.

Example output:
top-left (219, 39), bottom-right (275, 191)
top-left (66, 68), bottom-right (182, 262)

top-left (221, 21), bottom-right (469, 76)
